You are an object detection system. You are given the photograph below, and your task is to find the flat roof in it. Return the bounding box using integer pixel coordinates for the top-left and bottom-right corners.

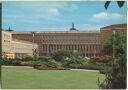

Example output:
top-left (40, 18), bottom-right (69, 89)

top-left (100, 24), bottom-right (127, 29)
top-left (12, 30), bottom-right (100, 34)
top-left (12, 39), bottom-right (37, 45)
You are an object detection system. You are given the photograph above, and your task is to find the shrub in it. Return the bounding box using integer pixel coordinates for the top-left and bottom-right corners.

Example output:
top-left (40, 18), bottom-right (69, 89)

top-left (0, 59), bottom-right (11, 65)
top-left (90, 55), bottom-right (112, 63)
top-left (98, 54), bottom-right (126, 89)
top-left (68, 61), bottom-right (102, 70)
top-left (47, 59), bottom-right (61, 68)
top-left (22, 56), bottom-right (34, 61)
top-left (36, 56), bottom-right (49, 62)
top-left (34, 59), bottom-right (61, 67)
top-left (11, 59), bottom-right (21, 66)
top-left (20, 61), bottom-right (34, 66)
top-left (34, 64), bottom-right (68, 70)
top-left (79, 63), bottom-right (102, 70)
top-left (1, 58), bottom-right (21, 66)
top-left (68, 63), bottom-right (82, 68)
top-left (50, 49), bottom-right (72, 61)
top-left (61, 53), bottom-right (87, 67)
top-left (33, 59), bottom-right (68, 70)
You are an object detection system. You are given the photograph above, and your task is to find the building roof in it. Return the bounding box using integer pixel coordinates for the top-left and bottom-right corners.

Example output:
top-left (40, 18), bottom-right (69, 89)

top-left (100, 24), bottom-right (127, 29)
top-left (12, 31), bottom-right (100, 34)
top-left (12, 39), bottom-right (37, 45)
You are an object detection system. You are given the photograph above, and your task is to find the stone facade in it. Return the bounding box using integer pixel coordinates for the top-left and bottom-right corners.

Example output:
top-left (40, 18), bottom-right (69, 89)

top-left (2, 30), bottom-right (12, 53)
top-left (2, 30), bottom-right (38, 59)
top-left (11, 39), bottom-right (38, 58)
top-left (2, 30), bottom-right (13, 58)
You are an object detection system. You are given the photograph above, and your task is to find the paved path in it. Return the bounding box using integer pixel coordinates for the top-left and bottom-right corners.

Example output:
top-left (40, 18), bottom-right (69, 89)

top-left (71, 69), bottom-right (99, 72)
top-left (2, 66), bottom-right (99, 72)
top-left (2, 66), bottom-right (33, 68)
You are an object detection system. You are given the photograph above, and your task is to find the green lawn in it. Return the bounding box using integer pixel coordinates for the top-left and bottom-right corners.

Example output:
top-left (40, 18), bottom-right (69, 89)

top-left (2, 67), bottom-right (105, 89)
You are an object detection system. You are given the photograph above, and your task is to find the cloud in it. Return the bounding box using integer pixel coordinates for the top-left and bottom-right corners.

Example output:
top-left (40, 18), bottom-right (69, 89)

top-left (45, 8), bottom-right (60, 16)
top-left (91, 12), bottom-right (123, 22)
top-left (77, 23), bottom-right (102, 31)
top-left (93, 12), bottom-right (108, 20)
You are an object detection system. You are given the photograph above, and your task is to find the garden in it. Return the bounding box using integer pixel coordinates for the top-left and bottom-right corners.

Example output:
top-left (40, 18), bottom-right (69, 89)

top-left (1, 32), bottom-right (126, 89)
top-left (1, 49), bottom-right (108, 71)
top-left (1, 48), bottom-right (107, 89)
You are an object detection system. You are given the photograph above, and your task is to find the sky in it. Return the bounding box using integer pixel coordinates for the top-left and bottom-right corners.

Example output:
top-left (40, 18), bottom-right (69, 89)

top-left (2, 1), bottom-right (127, 32)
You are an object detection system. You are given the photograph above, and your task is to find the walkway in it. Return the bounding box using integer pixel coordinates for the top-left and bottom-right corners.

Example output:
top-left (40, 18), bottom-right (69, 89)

top-left (2, 66), bottom-right (33, 68)
top-left (71, 69), bottom-right (99, 72)
top-left (2, 66), bottom-right (99, 72)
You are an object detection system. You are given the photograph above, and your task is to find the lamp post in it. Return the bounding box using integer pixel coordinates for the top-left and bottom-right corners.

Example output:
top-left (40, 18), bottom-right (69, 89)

top-left (31, 32), bottom-right (35, 57)
top-left (113, 30), bottom-right (115, 58)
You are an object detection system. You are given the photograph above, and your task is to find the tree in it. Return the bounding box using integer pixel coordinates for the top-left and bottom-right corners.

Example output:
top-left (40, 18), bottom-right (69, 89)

top-left (99, 54), bottom-right (126, 89)
top-left (99, 2), bottom-right (127, 89)
top-left (103, 32), bottom-right (126, 57)
top-left (99, 32), bottom-right (126, 89)
top-left (105, 1), bottom-right (125, 10)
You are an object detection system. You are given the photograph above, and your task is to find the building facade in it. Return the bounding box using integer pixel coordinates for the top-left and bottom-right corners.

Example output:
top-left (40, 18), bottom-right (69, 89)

top-left (100, 24), bottom-right (127, 44)
top-left (2, 30), bottom-right (38, 59)
top-left (12, 24), bottom-right (127, 58)
top-left (11, 39), bottom-right (38, 58)
top-left (2, 30), bottom-right (13, 58)
top-left (12, 24), bottom-right (102, 57)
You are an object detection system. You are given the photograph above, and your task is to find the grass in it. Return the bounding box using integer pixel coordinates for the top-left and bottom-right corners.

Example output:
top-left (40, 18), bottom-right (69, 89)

top-left (2, 66), bottom-right (105, 89)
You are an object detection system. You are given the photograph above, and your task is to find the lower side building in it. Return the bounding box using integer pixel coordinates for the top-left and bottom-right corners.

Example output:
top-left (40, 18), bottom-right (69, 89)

top-left (11, 39), bottom-right (38, 59)
top-left (2, 30), bottom-right (38, 59)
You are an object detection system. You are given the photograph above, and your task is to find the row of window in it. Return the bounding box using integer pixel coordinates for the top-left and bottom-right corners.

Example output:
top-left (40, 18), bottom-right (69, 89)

top-left (40, 44), bottom-right (101, 52)
top-left (41, 36), bottom-right (100, 40)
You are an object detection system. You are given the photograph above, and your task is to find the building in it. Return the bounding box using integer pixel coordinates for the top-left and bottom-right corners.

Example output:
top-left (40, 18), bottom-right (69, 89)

top-left (100, 24), bottom-right (127, 44)
top-left (12, 23), bottom-right (101, 57)
top-left (12, 32), bottom-right (101, 57)
top-left (11, 39), bottom-right (38, 59)
top-left (2, 30), bottom-right (13, 58)
top-left (11, 23), bottom-right (127, 58)
top-left (2, 30), bottom-right (38, 59)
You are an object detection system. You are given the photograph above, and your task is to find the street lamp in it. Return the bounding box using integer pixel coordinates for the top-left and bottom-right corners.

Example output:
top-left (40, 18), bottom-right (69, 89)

top-left (113, 30), bottom-right (115, 58)
top-left (31, 32), bottom-right (35, 57)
